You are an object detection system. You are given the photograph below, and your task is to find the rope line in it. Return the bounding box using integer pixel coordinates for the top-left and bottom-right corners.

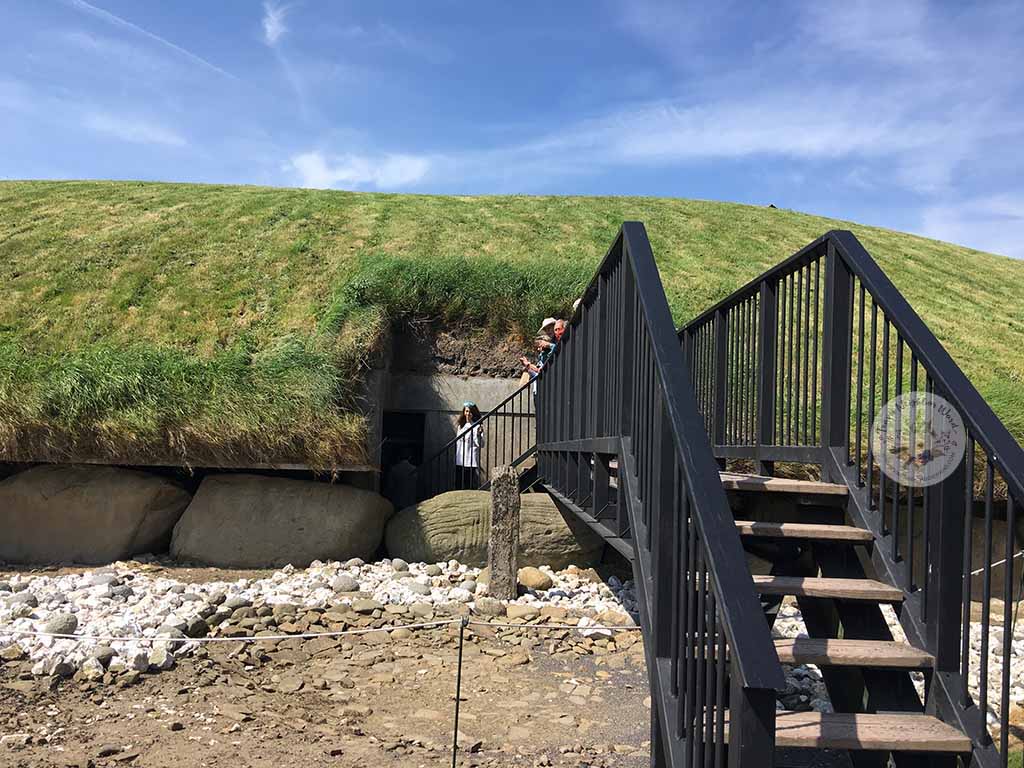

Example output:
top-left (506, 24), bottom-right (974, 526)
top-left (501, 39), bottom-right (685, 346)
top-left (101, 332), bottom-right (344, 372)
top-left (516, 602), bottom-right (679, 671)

top-left (467, 620), bottom-right (640, 632)
top-left (0, 619), bottom-right (459, 644)
top-left (969, 549), bottom-right (1024, 577)
top-left (0, 617), bottom-right (641, 645)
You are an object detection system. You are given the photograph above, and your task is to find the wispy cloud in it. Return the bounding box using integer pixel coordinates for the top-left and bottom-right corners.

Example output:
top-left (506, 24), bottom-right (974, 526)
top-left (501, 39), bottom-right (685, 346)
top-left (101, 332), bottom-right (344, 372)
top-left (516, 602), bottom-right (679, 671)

top-left (62, 0), bottom-right (235, 79)
top-left (921, 196), bottom-right (1024, 259)
top-left (286, 151), bottom-right (430, 189)
top-left (84, 113), bottom-right (187, 147)
top-left (262, 2), bottom-right (290, 47)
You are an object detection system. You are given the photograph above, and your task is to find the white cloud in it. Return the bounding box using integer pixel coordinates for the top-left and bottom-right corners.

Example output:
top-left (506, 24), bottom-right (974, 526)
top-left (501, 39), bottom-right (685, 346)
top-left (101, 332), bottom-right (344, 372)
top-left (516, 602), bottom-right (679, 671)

top-left (920, 196), bottom-right (1024, 259)
top-left (84, 113), bottom-right (186, 147)
top-left (63, 0), bottom-right (235, 79)
top-left (800, 0), bottom-right (938, 66)
top-left (262, 2), bottom-right (290, 47)
top-left (287, 151), bottom-right (430, 189)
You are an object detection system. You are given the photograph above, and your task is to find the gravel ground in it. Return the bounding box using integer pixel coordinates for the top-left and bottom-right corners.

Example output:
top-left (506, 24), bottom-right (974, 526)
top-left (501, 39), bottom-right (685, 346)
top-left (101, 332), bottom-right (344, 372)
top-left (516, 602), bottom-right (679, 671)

top-left (0, 611), bottom-right (652, 767)
top-left (0, 558), bottom-right (637, 680)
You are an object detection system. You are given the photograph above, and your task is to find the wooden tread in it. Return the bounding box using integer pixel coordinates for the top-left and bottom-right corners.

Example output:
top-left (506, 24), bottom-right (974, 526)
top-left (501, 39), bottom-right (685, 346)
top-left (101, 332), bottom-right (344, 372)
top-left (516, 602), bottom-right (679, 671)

top-left (752, 575), bottom-right (904, 602)
top-left (728, 712), bottom-right (971, 752)
top-left (735, 520), bottom-right (873, 542)
top-left (774, 638), bottom-right (933, 668)
top-left (720, 472), bottom-right (848, 496)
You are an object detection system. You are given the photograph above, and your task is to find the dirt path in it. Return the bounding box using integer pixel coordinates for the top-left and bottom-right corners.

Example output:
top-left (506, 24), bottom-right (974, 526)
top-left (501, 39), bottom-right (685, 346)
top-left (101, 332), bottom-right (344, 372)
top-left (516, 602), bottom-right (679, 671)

top-left (0, 620), bottom-right (651, 767)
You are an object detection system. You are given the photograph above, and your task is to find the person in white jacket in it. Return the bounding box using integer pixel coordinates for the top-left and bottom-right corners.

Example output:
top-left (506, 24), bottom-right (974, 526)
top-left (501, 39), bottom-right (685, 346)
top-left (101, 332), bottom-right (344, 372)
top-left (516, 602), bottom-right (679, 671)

top-left (454, 401), bottom-right (484, 490)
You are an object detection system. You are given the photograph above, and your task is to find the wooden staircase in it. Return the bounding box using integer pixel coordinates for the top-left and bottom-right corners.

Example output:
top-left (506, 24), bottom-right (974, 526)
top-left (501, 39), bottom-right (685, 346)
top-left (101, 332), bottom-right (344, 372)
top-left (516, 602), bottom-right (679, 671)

top-left (518, 225), bottom-right (1021, 767)
top-left (726, 471), bottom-right (969, 760)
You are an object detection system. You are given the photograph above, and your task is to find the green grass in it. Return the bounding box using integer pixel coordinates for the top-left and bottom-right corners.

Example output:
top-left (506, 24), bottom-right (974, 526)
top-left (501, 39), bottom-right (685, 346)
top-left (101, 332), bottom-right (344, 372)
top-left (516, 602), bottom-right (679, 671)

top-left (2, 180), bottom-right (1023, 467)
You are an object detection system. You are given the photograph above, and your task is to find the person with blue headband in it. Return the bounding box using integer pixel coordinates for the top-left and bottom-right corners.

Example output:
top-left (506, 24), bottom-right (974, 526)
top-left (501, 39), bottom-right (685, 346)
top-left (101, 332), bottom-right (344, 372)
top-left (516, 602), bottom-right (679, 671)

top-left (454, 401), bottom-right (484, 489)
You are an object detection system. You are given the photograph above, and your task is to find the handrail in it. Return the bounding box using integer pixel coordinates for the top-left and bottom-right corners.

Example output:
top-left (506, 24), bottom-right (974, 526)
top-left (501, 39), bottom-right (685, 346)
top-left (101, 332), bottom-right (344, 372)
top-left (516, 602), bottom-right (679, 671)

top-left (620, 223), bottom-right (784, 689)
top-left (419, 379), bottom-right (533, 469)
top-left (414, 378), bottom-right (536, 501)
top-left (827, 231), bottom-right (1024, 501)
top-left (536, 223), bottom-right (784, 766)
top-left (679, 229), bottom-right (1022, 768)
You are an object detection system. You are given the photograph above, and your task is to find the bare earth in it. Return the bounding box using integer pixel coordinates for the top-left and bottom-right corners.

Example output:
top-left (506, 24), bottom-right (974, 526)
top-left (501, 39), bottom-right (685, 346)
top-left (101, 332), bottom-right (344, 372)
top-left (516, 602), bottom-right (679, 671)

top-left (0, 569), bottom-right (651, 768)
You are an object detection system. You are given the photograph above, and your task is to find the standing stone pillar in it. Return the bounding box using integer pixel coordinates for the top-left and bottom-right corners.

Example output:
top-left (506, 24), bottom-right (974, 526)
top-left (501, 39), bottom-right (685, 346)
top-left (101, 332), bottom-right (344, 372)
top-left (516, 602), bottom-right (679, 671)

top-left (487, 465), bottom-right (520, 601)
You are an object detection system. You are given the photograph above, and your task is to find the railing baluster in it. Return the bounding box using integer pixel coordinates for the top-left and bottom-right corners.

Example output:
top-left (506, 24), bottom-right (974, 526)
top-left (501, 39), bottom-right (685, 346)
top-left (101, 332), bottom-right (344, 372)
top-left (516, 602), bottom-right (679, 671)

top-left (855, 283), bottom-right (865, 485)
top-left (979, 460), bottom-right (994, 736)
top-left (879, 320), bottom-right (890, 530)
top-left (713, 308), bottom-right (728, 459)
top-left (786, 271), bottom-right (795, 446)
top-left (999, 494), bottom-right (1016, 763)
top-left (907, 356), bottom-right (918, 589)
top-left (757, 281), bottom-right (777, 475)
top-left (794, 266), bottom-right (803, 445)
top-left (892, 335), bottom-right (904, 562)
top-left (811, 257), bottom-right (820, 442)
top-left (960, 436), bottom-right (975, 702)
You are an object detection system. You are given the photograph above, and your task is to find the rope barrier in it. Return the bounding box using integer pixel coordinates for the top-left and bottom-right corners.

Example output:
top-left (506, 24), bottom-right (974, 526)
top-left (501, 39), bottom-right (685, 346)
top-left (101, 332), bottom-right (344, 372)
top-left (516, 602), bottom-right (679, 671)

top-left (0, 619), bottom-right (460, 644)
top-left (0, 615), bottom-right (641, 645)
top-left (969, 549), bottom-right (1024, 577)
top-left (467, 620), bottom-right (640, 632)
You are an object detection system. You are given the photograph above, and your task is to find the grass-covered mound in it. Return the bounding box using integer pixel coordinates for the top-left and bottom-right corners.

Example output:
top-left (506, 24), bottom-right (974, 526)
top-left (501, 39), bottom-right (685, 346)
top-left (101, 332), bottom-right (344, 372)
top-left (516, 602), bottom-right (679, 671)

top-left (2, 180), bottom-right (1023, 468)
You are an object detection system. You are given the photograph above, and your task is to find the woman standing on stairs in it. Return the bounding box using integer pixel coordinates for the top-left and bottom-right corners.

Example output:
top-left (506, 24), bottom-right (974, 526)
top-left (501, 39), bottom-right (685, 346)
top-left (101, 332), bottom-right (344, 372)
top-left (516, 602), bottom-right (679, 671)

top-left (454, 401), bottom-right (484, 490)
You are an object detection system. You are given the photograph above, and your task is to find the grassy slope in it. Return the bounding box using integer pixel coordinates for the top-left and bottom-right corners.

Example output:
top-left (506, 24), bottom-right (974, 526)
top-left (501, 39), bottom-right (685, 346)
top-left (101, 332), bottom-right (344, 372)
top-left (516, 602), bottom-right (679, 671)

top-left (2, 180), bottom-right (1023, 467)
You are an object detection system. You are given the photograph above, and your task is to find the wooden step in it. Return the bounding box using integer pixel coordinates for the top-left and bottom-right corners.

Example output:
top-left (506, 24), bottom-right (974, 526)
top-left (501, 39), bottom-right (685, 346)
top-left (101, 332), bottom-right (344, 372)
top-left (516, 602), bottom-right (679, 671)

top-left (774, 638), bottom-right (933, 668)
top-left (752, 576), bottom-right (904, 602)
top-left (720, 473), bottom-right (848, 496)
top-left (736, 520), bottom-right (873, 542)
top-left (734, 712), bottom-right (971, 752)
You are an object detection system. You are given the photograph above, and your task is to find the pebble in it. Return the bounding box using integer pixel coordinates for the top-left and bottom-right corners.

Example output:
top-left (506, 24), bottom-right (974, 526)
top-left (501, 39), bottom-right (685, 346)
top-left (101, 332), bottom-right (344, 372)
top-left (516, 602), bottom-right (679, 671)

top-left (43, 612), bottom-right (78, 635)
top-left (0, 557), bottom-right (636, 680)
top-left (518, 567), bottom-right (553, 591)
top-left (331, 575), bottom-right (360, 593)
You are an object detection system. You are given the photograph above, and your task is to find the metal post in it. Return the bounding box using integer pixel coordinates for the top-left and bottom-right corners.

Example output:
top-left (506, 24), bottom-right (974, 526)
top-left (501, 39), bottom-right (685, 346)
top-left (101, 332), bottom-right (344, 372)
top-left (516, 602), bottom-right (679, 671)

top-left (451, 616), bottom-right (468, 768)
top-left (925, 451), bottom-right (967, 672)
top-left (820, 242), bottom-right (853, 481)
top-left (728, 671), bottom-right (776, 768)
top-left (593, 453), bottom-right (611, 519)
top-left (757, 281), bottom-right (777, 476)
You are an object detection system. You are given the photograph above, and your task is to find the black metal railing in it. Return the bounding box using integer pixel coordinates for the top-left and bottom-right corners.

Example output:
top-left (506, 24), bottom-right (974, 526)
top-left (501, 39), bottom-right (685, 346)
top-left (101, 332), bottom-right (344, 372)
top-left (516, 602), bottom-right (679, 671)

top-left (415, 379), bottom-right (536, 501)
top-left (536, 223), bottom-right (785, 767)
top-left (681, 230), bottom-right (1023, 768)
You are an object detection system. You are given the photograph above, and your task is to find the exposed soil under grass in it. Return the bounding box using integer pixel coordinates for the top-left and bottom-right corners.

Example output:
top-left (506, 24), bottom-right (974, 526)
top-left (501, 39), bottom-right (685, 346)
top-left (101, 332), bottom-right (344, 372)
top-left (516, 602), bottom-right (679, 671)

top-left (391, 322), bottom-right (533, 378)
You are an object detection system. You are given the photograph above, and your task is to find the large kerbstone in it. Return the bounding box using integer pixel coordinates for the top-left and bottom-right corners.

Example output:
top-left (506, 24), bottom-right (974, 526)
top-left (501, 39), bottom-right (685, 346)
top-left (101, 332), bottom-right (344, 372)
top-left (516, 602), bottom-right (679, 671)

top-left (171, 474), bottom-right (394, 567)
top-left (385, 490), bottom-right (603, 569)
top-left (0, 465), bottom-right (190, 565)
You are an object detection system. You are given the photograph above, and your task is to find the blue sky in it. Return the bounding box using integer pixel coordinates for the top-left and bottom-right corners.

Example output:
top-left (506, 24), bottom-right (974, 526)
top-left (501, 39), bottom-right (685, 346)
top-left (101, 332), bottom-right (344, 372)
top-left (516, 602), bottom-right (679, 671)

top-left (2, 1), bottom-right (1023, 257)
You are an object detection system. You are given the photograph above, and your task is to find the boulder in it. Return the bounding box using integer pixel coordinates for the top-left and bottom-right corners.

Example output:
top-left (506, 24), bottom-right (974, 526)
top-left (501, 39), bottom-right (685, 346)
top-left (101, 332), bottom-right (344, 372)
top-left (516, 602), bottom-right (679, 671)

top-left (385, 491), bottom-right (603, 569)
top-left (0, 466), bottom-right (190, 565)
top-left (170, 474), bottom-right (393, 568)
